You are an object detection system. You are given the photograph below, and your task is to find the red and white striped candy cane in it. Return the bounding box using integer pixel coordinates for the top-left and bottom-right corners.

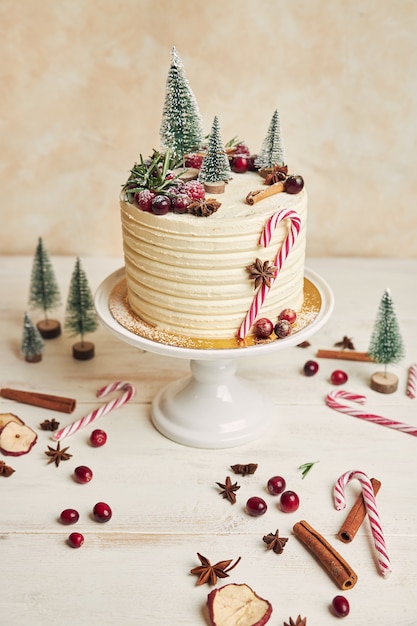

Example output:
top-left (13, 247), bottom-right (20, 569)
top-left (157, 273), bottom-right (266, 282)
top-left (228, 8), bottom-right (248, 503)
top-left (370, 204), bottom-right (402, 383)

top-left (406, 364), bottom-right (417, 399)
top-left (237, 208), bottom-right (301, 340)
top-left (334, 470), bottom-right (392, 577)
top-left (326, 389), bottom-right (417, 437)
top-left (52, 381), bottom-right (136, 442)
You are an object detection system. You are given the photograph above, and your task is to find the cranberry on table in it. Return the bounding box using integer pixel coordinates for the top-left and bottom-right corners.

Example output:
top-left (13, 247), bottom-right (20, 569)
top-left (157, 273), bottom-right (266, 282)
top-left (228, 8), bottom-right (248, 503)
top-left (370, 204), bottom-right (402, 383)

top-left (90, 429), bottom-right (107, 447)
top-left (280, 490), bottom-right (300, 513)
top-left (68, 532), bottom-right (84, 548)
top-left (267, 475), bottom-right (286, 495)
top-left (303, 360), bottom-right (319, 376)
top-left (246, 496), bottom-right (267, 517)
top-left (74, 465), bottom-right (93, 484)
top-left (330, 370), bottom-right (348, 385)
top-left (93, 501), bottom-right (112, 523)
top-left (254, 318), bottom-right (274, 339)
top-left (60, 508), bottom-right (80, 525)
top-left (331, 595), bottom-right (350, 617)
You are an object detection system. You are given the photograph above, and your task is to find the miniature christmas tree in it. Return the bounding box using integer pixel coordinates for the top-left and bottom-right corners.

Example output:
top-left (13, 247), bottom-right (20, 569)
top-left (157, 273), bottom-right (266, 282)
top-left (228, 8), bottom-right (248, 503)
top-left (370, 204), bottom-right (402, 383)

top-left (255, 110), bottom-right (286, 171)
top-left (21, 312), bottom-right (44, 363)
top-left (64, 258), bottom-right (99, 360)
top-left (28, 237), bottom-right (61, 338)
top-left (160, 47), bottom-right (204, 161)
top-left (368, 288), bottom-right (404, 393)
top-left (198, 116), bottom-right (231, 193)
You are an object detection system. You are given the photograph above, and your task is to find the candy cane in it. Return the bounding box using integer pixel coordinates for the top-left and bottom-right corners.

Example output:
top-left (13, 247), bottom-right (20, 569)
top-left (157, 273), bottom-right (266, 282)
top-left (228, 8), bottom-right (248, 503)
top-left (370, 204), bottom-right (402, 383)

top-left (326, 389), bottom-right (417, 437)
top-left (334, 470), bottom-right (392, 577)
top-left (237, 208), bottom-right (301, 340)
top-left (406, 364), bottom-right (417, 398)
top-left (52, 381), bottom-right (136, 441)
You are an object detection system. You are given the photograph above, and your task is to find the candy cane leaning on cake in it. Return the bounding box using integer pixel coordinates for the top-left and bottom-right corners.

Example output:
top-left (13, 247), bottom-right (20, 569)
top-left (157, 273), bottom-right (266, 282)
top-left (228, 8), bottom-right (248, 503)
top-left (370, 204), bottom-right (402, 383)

top-left (52, 381), bottom-right (136, 442)
top-left (334, 470), bottom-right (392, 577)
top-left (237, 208), bottom-right (301, 340)
top-left (326, 389), bottom-right (417, 437)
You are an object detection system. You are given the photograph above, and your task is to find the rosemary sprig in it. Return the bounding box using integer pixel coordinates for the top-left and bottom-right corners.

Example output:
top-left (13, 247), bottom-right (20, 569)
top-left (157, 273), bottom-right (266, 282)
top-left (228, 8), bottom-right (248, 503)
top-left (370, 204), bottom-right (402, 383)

top-left (298, 460), bottom-right (319, 479)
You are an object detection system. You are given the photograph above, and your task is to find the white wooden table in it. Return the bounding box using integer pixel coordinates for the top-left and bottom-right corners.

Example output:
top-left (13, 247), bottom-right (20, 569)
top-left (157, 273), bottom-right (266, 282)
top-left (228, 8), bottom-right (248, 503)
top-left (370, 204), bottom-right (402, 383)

top-left (1, 256), bottom-right (416, 626)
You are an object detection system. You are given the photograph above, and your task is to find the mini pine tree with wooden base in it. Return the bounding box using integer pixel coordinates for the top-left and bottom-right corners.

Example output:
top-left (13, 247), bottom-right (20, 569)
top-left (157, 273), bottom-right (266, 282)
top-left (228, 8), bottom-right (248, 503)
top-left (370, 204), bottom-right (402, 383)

top-left (28, 238), bottom-right (62, 338)
top-left (198, 116), bottom-right (231, 194)
top-left (368, 288), bottom-right (404, 393)
top-left (21, 312), bottom-right (45, 363)
top-left (65, 258), bottom-right (99, 360)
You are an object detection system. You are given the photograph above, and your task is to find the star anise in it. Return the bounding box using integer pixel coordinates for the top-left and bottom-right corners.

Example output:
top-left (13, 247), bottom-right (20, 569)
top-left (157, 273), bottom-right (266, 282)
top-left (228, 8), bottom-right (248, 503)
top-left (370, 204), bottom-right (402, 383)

top-left (0, 460), bottom-right (15, 477)
top-left (334, 335), bottom-right (355, 350)
top-left (246, 258), bottom-right (278, 289)
top-left (39, 418), bottom-right (60, 432)
top-left (190, 553), bottom-right (241, 586)
top-left (284, 616), bottom-right (307, 626)
top-left (263, 529), bottom-right (288, 554)
top-left (216, 476), bottom-right (240, 504)
top-left (188, 198), bottom-right (221, 217)
top-left (44, 442), bottom-right (72, 467)
top-left (230, 463), bottom-right (258, 476)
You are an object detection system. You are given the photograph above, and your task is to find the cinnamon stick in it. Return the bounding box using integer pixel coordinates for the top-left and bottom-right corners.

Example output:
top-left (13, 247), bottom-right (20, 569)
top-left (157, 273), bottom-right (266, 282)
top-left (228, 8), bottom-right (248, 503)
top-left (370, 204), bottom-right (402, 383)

top-left (337, 477), bottom-right (381, 543)
top-left (293, 520), bottom-right (358, 590)
top-left (316, 349), bottom-right (373, 362)
top-left (0, 388), bottom-right (76, 414)
top-left (245, 181), bottom-right (285, 205)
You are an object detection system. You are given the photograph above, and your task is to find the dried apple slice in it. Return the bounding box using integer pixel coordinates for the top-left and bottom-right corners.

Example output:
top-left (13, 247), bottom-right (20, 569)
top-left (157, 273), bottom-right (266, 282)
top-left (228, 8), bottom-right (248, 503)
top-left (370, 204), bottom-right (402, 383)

top-left (207, 583), bottom-right (272, 626)
top-left (0, 413), bottom-right (25, 432)
top-left (0, 421), bottom-right (37, 456)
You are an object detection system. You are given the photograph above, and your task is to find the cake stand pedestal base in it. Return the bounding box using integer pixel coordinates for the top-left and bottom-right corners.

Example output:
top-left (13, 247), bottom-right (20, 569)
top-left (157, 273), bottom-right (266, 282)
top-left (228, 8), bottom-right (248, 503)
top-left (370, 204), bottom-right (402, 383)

top-left (151, 359), bottom-right (272, 448)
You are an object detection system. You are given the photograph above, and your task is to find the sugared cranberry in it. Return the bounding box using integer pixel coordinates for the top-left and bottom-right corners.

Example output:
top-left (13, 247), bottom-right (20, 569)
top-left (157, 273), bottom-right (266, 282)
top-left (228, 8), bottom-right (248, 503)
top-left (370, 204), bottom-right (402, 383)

top-left (278, 308), bottom-right (297, 324)
top-left (231, 155), bottom-right (249, 174)
top-left (234, 142), bottom-right (250, 156)
top-left (246, 496), bottom-right (267, 517)
top-left (331, 595), bottom-right (350, 617)
top-left (303, 360), bottom-right (319, 376)
top-left (248, 155), bottom-right (259, 171)
top-left (184, 153), bottom-right (204, 169)
top-left (74, 465), bottom-right (93, 484)
top-left (134, 189), bottom-right (156, 212)
top-left (254, 318), bottom-right (274, 339)
top-left (60, 508), bottom-right (80, 525)
top-left (330, 370), bottom-right (348, 385)
top-left (280, 490), bottom-right (300, 513)
top-left (171, 193), bottom-right (191, 214)
top-left (90, 429), bottom-right (107, 447)
top-left (151, 195), bottom-right (171, 215)
top-left (68, 532), bottom-right (84, 548)
top-left (267, 475), bottom-right (286, 495)
top-left (284, 175), bottom-right (304, 194)
top-left (182, 180), bottom-right (205, 201)
top-left (93, 501), bottom-right (112, 523)
top-left (274, 320), bottom-right (292, 338)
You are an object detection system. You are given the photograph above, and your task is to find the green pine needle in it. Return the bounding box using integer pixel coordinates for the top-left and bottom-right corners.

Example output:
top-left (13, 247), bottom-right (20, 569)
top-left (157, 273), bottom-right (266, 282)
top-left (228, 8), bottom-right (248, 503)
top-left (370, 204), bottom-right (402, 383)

top-left (298, 460), bottom-right (319, 479)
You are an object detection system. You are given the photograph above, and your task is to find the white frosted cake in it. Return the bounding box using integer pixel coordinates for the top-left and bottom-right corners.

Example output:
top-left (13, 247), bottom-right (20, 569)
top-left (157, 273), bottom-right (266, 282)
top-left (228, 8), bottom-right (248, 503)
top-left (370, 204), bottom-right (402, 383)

top-left (121, 170), bottom-right (307, 341)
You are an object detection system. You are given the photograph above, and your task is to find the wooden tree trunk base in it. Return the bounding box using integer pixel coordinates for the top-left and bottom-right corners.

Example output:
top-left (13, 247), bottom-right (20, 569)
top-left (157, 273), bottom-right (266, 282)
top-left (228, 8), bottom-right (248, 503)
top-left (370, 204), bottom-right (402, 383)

top-left (37, 319), bottom-right (61, 339)
top-left (25, 353), bottom-right (42, 363)
top-left (203, 181), bottom-right (226, 194)
top-left (370, 371), bottom-right (398, 394)
top-left (72, 341), bottom-right (95, 361)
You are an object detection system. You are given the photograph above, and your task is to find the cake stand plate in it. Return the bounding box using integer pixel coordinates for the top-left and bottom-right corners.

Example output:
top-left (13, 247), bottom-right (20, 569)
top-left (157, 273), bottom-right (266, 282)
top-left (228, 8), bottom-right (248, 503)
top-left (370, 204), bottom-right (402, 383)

top-left (95, 267), bottom-right (334, 448)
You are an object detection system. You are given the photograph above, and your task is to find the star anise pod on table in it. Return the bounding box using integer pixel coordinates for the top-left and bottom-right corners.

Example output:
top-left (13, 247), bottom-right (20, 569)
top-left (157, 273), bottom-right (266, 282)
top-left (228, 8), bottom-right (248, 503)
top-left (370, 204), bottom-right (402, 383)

top-left (44, 442), bottom-right (72, 467)
top-left (230, 463), bottom-right (258, 476)
top-left (334, 335), bottom-right (355, 350)
top-left (190, 553), bottom-right (241, 586)
top-left (284, 616), bottom-right (307, 626)
top-left (216, 476), bottom-right (240, 504)
top-left (39, 418), bottom-right (60, 431)
top-left (0, 460), bottom-right (15, 477)
top-left (188, 198), bottom-right (221, 217)
top-left (246, 258), bottom-right (278, 289)
top-left (263, 529), bottom-right (288, 554)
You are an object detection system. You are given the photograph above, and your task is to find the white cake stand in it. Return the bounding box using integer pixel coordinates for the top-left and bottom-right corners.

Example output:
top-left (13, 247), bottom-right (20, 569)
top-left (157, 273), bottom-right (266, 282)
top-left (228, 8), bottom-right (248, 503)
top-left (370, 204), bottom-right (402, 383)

top-left (95, 267), bottom-right (334, 449)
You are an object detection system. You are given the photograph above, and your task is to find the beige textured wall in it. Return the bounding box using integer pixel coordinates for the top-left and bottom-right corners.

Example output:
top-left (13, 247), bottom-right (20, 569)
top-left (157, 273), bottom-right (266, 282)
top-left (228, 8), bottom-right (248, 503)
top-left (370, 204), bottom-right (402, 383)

top-left (1, 0), bottom-right (417, 258)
